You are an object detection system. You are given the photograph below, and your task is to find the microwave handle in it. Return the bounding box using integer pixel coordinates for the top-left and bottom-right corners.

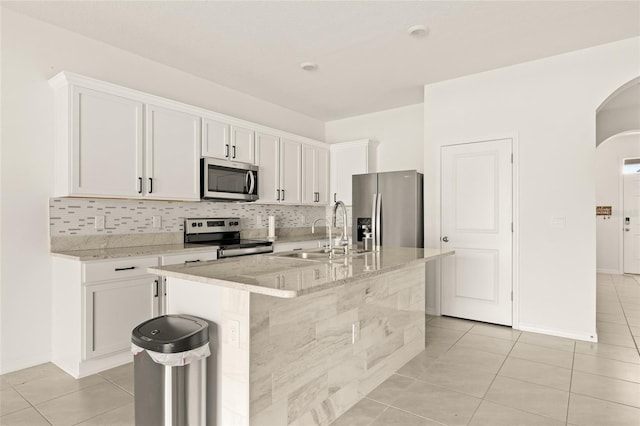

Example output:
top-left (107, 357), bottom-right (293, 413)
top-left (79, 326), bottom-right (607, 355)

top-left (247, 171), bottom-right (255, 195)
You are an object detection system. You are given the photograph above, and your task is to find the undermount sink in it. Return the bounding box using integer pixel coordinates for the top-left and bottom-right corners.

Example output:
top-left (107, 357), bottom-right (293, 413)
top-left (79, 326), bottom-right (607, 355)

top-left (271, 247), bottom-right (367, 261)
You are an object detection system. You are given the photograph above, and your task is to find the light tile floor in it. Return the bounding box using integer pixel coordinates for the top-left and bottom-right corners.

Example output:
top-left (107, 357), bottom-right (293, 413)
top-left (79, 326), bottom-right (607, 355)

top-left (2, 273), bottom-right (639, 425)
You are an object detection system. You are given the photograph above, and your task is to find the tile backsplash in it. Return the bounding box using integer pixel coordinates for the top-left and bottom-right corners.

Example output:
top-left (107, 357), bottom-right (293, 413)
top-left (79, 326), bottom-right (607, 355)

top-left (49, 198), bottom-right (328, 236)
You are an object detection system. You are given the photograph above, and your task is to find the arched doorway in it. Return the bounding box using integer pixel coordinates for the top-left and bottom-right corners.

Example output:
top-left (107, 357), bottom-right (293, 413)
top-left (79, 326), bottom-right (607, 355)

top-left (595, 77), bottom-right (640, 275)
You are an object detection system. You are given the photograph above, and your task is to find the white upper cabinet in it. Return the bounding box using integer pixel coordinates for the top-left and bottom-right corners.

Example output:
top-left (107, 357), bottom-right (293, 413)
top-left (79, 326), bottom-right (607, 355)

top-left (202, 118), bottom-right (254, 164)
top-left (302, 144), bottom-right (330, 205)
top-left (230, 125), bottom-right (255, 164)
top-left (51, 73), bottom-right (200, 200)
top-left (201, 118), bottom-right (229, 160)
top-left (280, 138), bottom-right (302, 204)
top-left (255, 132), bottom-right (280, 203)
top-left (330, 139), bottom-right (375, 205)
top-left (145, 105), bottom-right (200, 200)
top-left (255, 134), bottom-right (303, 204)
top-left (70, 86), bottom-right (144, 197)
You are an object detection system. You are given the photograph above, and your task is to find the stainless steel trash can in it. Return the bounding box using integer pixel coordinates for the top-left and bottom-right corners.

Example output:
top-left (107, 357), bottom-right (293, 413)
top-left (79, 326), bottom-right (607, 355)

top-left (132, 314), bottom-right (210, 426)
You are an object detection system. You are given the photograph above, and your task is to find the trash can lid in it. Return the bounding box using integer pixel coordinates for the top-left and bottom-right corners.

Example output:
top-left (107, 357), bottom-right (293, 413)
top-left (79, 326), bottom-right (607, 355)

top-left (131, 314), bottom-right (209, 354)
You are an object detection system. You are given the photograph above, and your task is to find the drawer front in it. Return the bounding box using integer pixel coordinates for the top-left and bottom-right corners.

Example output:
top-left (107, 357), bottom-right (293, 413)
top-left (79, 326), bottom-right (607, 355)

top-left (83, 257), bottom-right (159, 283)
top-left (162, 250), bottom-right (218, 266)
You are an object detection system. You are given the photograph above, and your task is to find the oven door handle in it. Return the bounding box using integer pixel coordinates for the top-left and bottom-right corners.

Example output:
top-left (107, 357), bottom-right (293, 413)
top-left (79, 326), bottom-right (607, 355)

top-left (219, 245), bottom-right (272, 258)
top-left (247, 171), bottom-right (255, 195)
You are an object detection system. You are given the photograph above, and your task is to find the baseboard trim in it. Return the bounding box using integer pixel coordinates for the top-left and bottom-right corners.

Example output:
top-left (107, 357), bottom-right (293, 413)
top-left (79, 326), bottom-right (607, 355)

top-left (597, 268), bottom-right (620, 274)
top-left (518, 323), bottom-right (597, 342)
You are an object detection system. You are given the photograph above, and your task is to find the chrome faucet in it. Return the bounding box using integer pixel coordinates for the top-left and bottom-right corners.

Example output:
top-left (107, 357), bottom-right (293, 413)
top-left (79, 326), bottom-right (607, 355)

top-left (312, 218), bottom-right (333, 258)
top-left (332, 201), bottom-right (349, 251)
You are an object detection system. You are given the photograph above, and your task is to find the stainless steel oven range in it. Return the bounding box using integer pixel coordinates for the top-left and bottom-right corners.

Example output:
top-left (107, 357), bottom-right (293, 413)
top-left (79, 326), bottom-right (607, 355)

top-left (184, 218), bottom-right (272, 258)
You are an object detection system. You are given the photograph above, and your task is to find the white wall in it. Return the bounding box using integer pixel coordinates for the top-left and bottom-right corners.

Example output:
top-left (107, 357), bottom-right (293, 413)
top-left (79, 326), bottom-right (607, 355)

top-left (595, 133), bottom-right (640, 273)
top-left (325, 104), bottom-right (424, 172)
top-left (0, 9), bottom-right (325, 374)
top-left (424, 37), bottom-right (640, 341)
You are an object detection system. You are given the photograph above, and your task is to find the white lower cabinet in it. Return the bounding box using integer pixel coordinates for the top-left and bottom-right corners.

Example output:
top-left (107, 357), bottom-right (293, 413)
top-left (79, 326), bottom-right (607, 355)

top-left (84, 277), bottom-right (158, 359)
top-left (52, 255), bottom-right (160, 378)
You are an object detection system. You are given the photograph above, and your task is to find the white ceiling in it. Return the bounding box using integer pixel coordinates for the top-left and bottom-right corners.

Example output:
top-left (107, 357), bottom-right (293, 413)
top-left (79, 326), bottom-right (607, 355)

top-left (4, 1), bottom-right (640, 121)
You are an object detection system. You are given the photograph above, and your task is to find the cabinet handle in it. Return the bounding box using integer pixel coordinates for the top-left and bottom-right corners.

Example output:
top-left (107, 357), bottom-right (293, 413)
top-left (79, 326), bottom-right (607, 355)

top-left (281, 189), bottom-right (285, 201)
top-left (232, 145), bottom-right (236, 159)
top-left (148, 177), bottom-right (153, 194)
top-left (114, 266), bottom-right (135, 271)
top-left (137, 177), bottom-right (142, 194)
top-left (153, 279), bottom-right (159, 297)
top-left (184, 259), bottom-right (201, 264)
top-left (225, 144), bottom-right (229, 158)
top-left (334, 193), bottom-right (337, 203)
top-left (276, 189), bottom-right (280, 200)
top-left (163, 278), bottom-right (167, 296)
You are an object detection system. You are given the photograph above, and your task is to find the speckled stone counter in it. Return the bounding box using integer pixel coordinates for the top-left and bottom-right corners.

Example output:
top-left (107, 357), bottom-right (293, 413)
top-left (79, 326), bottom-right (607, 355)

top-left (157, 246), bottom-right (453, 426)
top-left (51, 243), bottom-right (220, 261)
top-left (149, 247), bottom-right (452, 298)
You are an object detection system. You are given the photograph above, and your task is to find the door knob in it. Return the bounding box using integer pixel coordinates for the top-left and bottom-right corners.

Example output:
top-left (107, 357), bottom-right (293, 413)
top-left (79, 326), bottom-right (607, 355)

top-left (442, 236), bottom-right (449, 242)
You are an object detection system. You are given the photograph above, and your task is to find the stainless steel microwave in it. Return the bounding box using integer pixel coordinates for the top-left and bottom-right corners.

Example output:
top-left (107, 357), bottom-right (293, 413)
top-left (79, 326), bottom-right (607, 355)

top-left (201, 158), bottom-right (259, 201)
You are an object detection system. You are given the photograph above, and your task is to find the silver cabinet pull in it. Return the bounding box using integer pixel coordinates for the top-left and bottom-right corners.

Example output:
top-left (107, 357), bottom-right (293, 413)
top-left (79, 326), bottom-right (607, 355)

top-left (184, 259), bottom-right (201, 264)
top-left (148, 177), bottom-right (153, 194)
top-left (137, 177), bottom-right (142, 194)
top-left (224, 144), bottom-right (229, 158)
top-left (232, 145), bottom-right (236, 159)
top-left (153, 279), bottom-right (159, 297)
top-left (115, 266), bottom-right (135, 271)
top-left (276, 189), bottom-right (280, 200)
top-left (442, 236), bottom-right (449, 242)
top-left (281, 189), bottom-right (285, 201)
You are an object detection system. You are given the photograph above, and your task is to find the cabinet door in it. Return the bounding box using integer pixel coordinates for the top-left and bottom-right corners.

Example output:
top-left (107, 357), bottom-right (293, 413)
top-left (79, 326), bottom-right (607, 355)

top-left (145, 105), bottom-right (200, 200)
top-left (84, 277), bottom-right (158, 359)
top-left (230, 125), bottom-right (255, 164)
top-left (330, 143), bottom-right (369, 205)
top-left (316, 148), bottom-right (330, 205)
top-left (301, 145), bottom-right (316, 205)
top-left (202, 118), bottom-right (229, 160)
top-left (72, 87), bottom-right (143, 197)
top-left (255, 132), bottom-right (280, 203)
top-left (280, 138), bottom-right (302, 204)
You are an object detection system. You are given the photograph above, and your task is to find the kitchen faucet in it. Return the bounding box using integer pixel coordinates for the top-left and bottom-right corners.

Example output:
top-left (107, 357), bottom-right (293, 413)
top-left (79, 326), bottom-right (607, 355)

top-left (332, 200), bottom-right (349, 253)
top-left (312, 218), bottom-right (333, 258)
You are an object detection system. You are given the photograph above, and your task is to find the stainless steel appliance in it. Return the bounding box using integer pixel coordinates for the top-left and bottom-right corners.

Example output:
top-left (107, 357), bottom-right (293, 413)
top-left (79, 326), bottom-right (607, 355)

top-left (352, 170), bottom-right (423, 249)
top-left (201, 158), bottom-right (258, 201)
top-left (184, 218), bottom-right (272, 258)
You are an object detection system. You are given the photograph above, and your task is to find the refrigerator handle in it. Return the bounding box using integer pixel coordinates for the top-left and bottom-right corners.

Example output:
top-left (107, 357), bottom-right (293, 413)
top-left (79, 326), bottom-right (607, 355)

top-left (371, 193), bottom-right (377, 248)
top-left (376, 192), bottom-right (382, 248)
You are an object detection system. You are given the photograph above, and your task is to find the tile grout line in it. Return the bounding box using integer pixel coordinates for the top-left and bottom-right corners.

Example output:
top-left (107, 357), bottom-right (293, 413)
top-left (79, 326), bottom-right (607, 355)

top-left (610, 276), bottom-right (640, 355)
top-left (564, 341), bottom-right (577, 425)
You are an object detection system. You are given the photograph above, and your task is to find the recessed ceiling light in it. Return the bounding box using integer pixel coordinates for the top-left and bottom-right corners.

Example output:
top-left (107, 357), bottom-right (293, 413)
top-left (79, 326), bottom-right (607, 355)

top-left (407, 25), bottom-right (429, 38)
top-left (300, 62), bottom-right (318, 71)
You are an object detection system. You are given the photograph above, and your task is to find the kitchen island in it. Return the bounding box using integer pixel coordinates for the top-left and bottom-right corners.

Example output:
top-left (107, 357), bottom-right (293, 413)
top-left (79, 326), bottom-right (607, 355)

top-left (149, 246), bottom-right (453, 426)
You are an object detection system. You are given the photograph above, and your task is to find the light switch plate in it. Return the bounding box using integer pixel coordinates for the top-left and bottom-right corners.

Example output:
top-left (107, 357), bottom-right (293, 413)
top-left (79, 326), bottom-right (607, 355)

top-left (228, 319), bottom-right (240, 348)
top-left (550, 216), bottom-right (566, 229)
top-left (152, 215), bottom-right (162, 228)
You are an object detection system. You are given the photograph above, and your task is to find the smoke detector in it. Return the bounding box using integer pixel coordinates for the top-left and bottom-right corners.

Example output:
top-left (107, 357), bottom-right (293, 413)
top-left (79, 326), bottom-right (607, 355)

top-left (300, 62), bottom-right (318, 71)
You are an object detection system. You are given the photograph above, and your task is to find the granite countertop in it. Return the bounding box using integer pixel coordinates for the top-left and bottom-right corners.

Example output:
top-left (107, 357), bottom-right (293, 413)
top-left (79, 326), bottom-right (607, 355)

top-left (50, 243), bottom-right (220, 261)
top-left (148, 246), bottom-right (454, 298)
top-left (50, 234), bottom-right (325, 261)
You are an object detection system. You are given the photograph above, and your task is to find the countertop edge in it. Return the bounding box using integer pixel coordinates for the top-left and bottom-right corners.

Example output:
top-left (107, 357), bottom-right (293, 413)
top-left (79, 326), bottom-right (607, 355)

top-left (150, 248), bottom-right (454, 298)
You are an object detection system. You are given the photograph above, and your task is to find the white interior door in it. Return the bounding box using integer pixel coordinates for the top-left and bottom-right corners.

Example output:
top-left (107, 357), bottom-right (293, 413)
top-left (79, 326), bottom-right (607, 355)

top-left (623, 172), bottom-right (640, 274)
top-left (441, 139), bottom-right (513, 326)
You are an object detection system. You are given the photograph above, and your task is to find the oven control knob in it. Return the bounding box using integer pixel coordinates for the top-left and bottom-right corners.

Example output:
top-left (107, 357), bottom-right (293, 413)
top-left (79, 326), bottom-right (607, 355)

top-left (191, 223), bottom-right (196, 227)
top-left (197, 222), bottom-right (203, 227)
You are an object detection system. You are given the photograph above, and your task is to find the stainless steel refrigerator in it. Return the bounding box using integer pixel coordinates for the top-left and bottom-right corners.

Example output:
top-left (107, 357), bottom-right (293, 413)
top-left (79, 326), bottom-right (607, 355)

top-left (352, 170), bottom-right (424, 249)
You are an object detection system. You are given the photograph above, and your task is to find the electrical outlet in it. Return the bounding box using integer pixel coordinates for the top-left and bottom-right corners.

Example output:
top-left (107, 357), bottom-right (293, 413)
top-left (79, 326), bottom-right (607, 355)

top-left (256, 214), bottom-right (262, 226)
top-left (300, 214), bottom-right (306, 224)
top-left (352, 322), bottom-right (360, 344)
top-left (95, 215), bottom-right (105, 230)
top-left (228, 319), bottom-right (240, 348)
top-left (152, 215), bottom-right (162, 228)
